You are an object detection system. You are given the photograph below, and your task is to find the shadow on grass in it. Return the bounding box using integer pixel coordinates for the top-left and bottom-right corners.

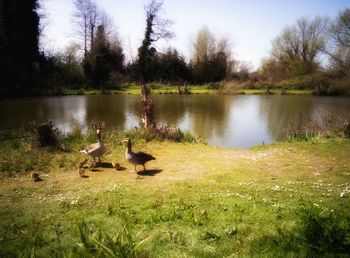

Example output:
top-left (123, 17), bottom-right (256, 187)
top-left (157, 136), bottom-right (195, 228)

top-left (95, 162), bottom-right (114, 168)
top-left (137, 169), bottom-right (162, 176)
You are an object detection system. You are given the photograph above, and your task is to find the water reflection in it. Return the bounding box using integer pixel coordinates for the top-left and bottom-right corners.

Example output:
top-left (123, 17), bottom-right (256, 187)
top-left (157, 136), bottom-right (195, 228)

top-left (0, 95), bottom-right (349, 148)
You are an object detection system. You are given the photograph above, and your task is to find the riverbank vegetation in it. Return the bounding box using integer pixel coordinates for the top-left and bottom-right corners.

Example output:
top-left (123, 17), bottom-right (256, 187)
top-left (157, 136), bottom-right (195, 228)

top-left (0, 124), bottom-right (350, 256)
top-left (1, 1), bottom-right (350, 97)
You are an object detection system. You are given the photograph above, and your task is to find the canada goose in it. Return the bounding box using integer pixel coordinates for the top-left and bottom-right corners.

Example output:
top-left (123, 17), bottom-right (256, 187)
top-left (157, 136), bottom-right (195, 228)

top-left (121, 138), bottom-right (155, 172)
top-left (81, 123), bottom-right (106, 166)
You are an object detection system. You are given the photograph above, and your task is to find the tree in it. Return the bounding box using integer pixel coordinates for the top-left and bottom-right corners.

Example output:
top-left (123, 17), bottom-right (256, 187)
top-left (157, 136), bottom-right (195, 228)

top-left (271, 17), bottom-right (328, 76)
top-left (0, 0), bottom-right (40, 94)
top-left (155, 48), bottom-right (190, 82)
top-left (137, 0), bottom-right (173, 130)
top-left (260, 57), bottom-right (288, 82)
top-left (137, 0), bottom-right (173, 83)
top-left (191, 26), bottom-right (231, 83)
top-left (326, 8), bottom-right (350, 71)
top-left (54, 43), bottom-right (84, 87)
top-left (83, 25), bottom-right (124, 89)
top-left (73, 0), bottom-right (99, 57)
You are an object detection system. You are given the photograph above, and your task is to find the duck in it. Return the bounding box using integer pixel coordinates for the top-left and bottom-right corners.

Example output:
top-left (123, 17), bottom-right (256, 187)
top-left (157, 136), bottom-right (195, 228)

top-left (121, 138), bottom-right (155, 172)
top-left (81, 128), bottom-right (106, 166)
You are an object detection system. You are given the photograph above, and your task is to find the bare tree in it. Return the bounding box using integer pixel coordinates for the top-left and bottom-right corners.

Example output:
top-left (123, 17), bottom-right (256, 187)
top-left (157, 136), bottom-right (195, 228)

top-left (191, 26), bottom-right (232, 82)
top-left (271, 16), bottom-right (328, 75)
top-left (330, 8), bottom-right (350, 48)
top-left (326, 8), bottom-right (350, 70)
top-left (99, 10), bottom-right (115, 39)
top-left (192, 26), bottom-right (216, 64)
top-left (73, 0), bottom-right (98, 57)
top-left (88, 1), bottom-right (98, 50)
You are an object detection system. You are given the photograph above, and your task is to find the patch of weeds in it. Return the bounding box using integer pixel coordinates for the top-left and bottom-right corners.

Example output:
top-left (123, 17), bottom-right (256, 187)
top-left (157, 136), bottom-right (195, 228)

top-left (250, 207), bottom-right (350, 256)
top-left (125, 126), bottom-right (201, 143)
top-left (73, 221), bottom-right (150, 257)
top-left (288, 130), bottom-right (317, 142)
top-left (0, 219), bottom-right (47, 258)
top-left (202, 231), bottom-right (221, 242)
top-left (299, 207), bottom-right (350, 253)
top-left (206, 82), bottom-right (221, 90)
top-left (224, 226), bottom-right (238, 237)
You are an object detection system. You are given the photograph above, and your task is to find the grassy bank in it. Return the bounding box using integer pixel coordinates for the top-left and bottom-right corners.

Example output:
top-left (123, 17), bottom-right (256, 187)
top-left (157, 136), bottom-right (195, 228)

top-left (0, 129), bottom-right (350, 257)
top-left (62, 82), bottom-right (316, 96)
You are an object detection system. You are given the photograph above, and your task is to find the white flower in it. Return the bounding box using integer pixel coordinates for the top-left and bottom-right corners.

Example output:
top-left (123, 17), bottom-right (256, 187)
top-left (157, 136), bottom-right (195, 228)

top-left (272, 185), bottom-right (281, 191)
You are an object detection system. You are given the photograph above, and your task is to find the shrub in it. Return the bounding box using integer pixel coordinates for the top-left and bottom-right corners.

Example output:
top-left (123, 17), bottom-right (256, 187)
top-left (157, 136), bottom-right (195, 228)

top-left (206, 82), bottom-right (221, 90)
top-left (125, 125), bottom-right (199, 143)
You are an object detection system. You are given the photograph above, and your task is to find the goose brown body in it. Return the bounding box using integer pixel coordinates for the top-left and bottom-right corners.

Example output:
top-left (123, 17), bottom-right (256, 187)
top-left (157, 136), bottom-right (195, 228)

top-left (122, 139), bottom-right (155, 171)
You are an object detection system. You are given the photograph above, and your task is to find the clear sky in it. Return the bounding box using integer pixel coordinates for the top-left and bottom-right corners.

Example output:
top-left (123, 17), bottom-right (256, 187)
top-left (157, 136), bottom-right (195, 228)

top-left (41, 0), bottom-right (350, 69)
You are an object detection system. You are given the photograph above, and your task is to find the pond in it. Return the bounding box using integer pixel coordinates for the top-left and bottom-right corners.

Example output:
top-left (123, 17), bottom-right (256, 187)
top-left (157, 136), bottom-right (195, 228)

top-left (0, 94), bottom-right (349, 148)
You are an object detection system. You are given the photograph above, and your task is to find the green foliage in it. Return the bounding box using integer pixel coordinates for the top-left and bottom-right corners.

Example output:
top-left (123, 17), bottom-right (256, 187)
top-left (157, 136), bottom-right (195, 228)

top-left (287, 58), bottom-right (314, 77)
top-left (275, 75), bottom-right (313, 90)
top-left (206, 82), bottom-right (221, 90)
top-left (137, 0), bottom-right (173, 83)
top-left (74, 221), bottom-right (150, 257)
top-left (84, 25), bottom-right (124, 90)
top-left (288, 130), bottom-right (316, 142)
top-left (0, 0), bottom-right (41, 94)
top-left (154, 48), bottom-right (191, 83)
top-left (299, 207), bottom-right (350, 253)
top-left (125, 126), bottom-right (200, 143)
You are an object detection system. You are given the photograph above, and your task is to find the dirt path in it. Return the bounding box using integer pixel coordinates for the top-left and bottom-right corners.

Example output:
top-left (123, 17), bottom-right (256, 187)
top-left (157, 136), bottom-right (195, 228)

top-left (1, 140), bottom-right (348, 195)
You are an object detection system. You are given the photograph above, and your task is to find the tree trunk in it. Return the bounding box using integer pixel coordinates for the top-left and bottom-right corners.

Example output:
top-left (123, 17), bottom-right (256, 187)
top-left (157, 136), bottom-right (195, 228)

top-left (140, 83), bottom-right (155, 131)
top-left (84, 18), bottom-right (88, 57)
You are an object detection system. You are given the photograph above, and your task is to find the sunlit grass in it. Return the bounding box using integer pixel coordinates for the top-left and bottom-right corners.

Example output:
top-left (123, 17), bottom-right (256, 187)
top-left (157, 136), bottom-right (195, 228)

top-left (62, 83), bottom-right (315, 96)
top-left (0, 130), bottom-right (349, 257)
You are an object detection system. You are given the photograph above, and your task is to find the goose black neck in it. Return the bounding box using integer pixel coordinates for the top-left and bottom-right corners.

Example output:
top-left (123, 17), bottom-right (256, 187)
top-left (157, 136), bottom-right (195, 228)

top-left (127, 140), bottom-right (132, 152)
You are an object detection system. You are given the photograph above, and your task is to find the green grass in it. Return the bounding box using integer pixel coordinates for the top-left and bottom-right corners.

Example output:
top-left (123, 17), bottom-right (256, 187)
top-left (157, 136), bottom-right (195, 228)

top-left (61, 83), bottom-right (316, 96)
top-left (235, 88), bottom-right (313, 95)
top-left (0, 130), bottom-right (350, 257)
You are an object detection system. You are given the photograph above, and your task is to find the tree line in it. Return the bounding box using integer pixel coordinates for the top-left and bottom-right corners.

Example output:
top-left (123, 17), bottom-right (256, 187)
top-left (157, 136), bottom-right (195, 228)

top-left (0, 0), bottom-right (350, 96)
top-left (260, 9), bottom-right (350, 94)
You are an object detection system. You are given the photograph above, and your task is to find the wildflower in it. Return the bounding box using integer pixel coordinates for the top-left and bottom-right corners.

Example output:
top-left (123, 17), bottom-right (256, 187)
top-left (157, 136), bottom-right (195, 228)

top-left (272, 185), bottom-right (281, 191)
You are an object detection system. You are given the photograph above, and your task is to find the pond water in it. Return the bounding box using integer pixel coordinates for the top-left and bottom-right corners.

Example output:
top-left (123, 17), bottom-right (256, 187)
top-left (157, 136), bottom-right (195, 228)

top-left (0, 94), bottom-right (349, 148)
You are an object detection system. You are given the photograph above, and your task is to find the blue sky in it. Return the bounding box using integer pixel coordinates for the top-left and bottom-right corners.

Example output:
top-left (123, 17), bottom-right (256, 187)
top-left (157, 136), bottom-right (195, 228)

top-left (41, 0), bottom-right (350, 69)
